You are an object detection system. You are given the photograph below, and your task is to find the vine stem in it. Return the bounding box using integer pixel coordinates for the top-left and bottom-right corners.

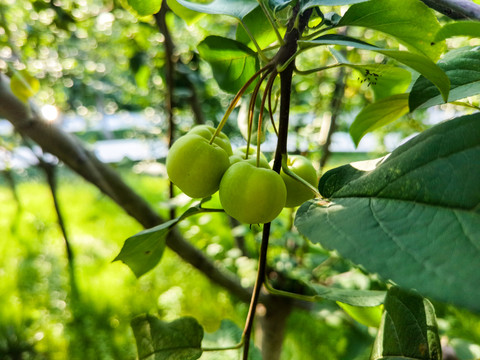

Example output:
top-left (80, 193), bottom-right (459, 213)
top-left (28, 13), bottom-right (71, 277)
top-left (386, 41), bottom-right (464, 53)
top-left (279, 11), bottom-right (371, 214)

top-left (239, 5), bottom-right (312, 358)
top-left (242, 222), bottom-right (271, 359)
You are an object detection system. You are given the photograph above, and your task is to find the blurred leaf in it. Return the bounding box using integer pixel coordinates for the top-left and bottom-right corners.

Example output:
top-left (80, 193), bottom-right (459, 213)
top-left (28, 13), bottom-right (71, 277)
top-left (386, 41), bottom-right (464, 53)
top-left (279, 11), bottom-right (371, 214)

top-left (167, 0), bottom-right (205, 25)
top-left (135, 65), bottom-right (151, 90)
top-left (127, 0), bottom-right (162, 16)
top-left (114, 204), bottom-right (208, 277)
top-left (337, 302), bottom-right (383, 328)
top-left (409, 46), bottom-right (480, 111)
top-left (350, 93), bottom-right (409, 146)
top-left (310, 284), bottom-right (386, 306)
top-left (338, 0), bottom-right (445, 60)
top-left (435, 21), bottom-right (480, 41)
top-left (300, 35), bottom-right (450, 102)
top-left (202, 320), bottom-right (262, 360)
top-left (131, 315), bottom-right (203, 360)
top-left (175, 0), bottom-right (258, 20)
top-left (10, 70), bottom-right (40, 103)
top-left (295, 113), bottom-right (480, 313)
top-left (370, 287), bottom-right (441, 360)
top-left (198, 36), bottom-right (259, 94)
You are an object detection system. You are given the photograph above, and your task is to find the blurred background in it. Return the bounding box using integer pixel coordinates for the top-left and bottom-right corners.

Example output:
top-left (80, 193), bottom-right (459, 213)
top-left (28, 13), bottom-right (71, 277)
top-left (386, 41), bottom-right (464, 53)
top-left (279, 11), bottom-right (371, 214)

top-left (0, 0), bottom-right (480, 359)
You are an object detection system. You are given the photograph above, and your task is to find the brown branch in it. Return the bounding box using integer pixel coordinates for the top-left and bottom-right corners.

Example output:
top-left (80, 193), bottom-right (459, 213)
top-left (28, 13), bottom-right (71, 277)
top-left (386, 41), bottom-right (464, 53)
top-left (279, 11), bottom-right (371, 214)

top-left (420, 0), bottom-right (480, 20)
top-left (0, 73), bottom-right (252, 303)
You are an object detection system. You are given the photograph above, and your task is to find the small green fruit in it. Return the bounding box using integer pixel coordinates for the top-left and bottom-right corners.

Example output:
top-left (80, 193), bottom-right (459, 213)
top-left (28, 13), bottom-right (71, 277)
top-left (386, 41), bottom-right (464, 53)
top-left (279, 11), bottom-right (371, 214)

top-left (187, 125), bottom-right (233, 155)
top-left (219, 161), bottom-right (286, 224)
top-left (166, 132), bottom-right (231, 198)
top-left (275, 155), bottom-right (317, 208)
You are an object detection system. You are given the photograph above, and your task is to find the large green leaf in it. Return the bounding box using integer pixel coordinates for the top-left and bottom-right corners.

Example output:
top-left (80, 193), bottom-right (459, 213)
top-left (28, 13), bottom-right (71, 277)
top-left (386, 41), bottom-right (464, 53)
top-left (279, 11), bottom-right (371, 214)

top-left (338, 0), bottom-right (445, 61)
top-left (114, 204), bottom-right (209, 277)
top-left (351, 65), bottom-right (412, 101)
top-left (198, 36), bottom-right (259, 94)
top-left (350, 94), bottom-right (409, 146)
top-left (370, 287), bottom-right (441, 360)
top-left (295, 113), bottom-right (480, 313)
top-left (435, 21), bottom-right (480, 41)
top-left (131, 315), bottom-right (203, 360)
top-left (175, 0), bottom-right (258, 20)
top-left (299, 35), bottom-right (450, 102)
top-left (409, 47), bottom-right (480, 111)
top-left (236, 6), bottom-right (279, 50)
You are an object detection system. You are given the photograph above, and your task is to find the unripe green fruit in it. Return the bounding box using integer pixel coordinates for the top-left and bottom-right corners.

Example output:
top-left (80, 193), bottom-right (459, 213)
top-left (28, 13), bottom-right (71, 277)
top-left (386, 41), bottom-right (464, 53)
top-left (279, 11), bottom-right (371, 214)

top-left (230, 147), bottom-right (270, 168)
top-left (187, 125), bottom-right (233, 156)
top-left (166, 133), bottom-right (231, 198)
top-left (219, 161), bottom-right (286, 224)
top-left (274, 155), bottom-right (317, 208)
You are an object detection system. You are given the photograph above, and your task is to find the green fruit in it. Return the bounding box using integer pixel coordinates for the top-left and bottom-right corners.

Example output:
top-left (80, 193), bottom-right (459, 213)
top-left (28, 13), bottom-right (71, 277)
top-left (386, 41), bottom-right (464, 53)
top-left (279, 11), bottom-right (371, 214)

top-left (230, 147), bottom-right (270, 168)
top-left (187, 125), bottom-right (233, 156)
top-left (275, 155), bottom-right (317, 208)
top-left (166, 133), bottom-right (231, 198)
top-left (219, 161), bottom-right (286, 224)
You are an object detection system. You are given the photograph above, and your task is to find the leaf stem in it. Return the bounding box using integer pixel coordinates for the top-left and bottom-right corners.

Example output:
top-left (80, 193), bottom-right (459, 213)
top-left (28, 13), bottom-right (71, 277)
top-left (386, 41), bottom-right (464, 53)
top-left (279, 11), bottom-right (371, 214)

top-left (202, 341), bottom-right (244, 352)
top-left (239, 20), bottom-right (270, 63)
top-left (256, 71), bottom-right (277, 167)
top-left (281, 154), bottom-right (321, 197)
top-left (258, 0), bottom-right (285, 46)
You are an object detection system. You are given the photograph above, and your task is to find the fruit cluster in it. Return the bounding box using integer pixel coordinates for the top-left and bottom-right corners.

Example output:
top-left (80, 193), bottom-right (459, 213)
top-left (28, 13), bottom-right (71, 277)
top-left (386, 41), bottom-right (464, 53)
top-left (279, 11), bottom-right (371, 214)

top-left (166, 125), bottom-right (317, 224)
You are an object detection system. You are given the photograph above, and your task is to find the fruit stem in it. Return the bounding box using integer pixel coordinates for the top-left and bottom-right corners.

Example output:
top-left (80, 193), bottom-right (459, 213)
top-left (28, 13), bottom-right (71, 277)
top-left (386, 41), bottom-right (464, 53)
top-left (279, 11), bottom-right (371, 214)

top-left (257, 71), bottom-right (278, 167)
top-left (246, 71), bottom-right (270, 160)
top-left (210, 65), bottom-right (273, 146)
top-left (281, 154), bottom-right (320, 197)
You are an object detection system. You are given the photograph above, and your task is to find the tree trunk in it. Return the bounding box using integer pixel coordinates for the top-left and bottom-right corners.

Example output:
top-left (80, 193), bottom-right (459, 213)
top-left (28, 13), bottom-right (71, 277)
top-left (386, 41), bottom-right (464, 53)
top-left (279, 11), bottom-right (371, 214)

top-left (256, 296), bottom-right (294, 360)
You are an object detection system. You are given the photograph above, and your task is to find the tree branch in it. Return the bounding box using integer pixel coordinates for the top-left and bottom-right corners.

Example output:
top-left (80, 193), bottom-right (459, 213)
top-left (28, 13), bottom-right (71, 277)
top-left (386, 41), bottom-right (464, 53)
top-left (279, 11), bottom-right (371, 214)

top-left (420, 0), bottom-right (480, 20)
top-left (0, 73), bottom-right (252, 303)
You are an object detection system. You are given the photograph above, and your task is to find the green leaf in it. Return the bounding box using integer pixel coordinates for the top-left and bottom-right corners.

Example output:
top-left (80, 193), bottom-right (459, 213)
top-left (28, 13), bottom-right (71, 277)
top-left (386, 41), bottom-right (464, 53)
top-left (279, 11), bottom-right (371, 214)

top-left (299, 35), bottom-right (450, 102)
top-left (370, 287), bottom-right (441, 360)
top-left (268, 0), bottom-right (293, 13)
top-left (350, 93), bottom-right (410, 146)
top-left (127, 0), bottom-right (162, 16)
top-left (202, 320), bottom-right (262, 360)
top-left (175, 0), bottom-right (258, 20)
top-left (310, 284), bottom-right (386, 306)
top-left (114, 204), bottom-right (207, 277)
top-left (236, 6), bottom-right (279, 50)
top-left (355, 66), bottom-right (412, 101)
top-left (299, 0), bottom-right (370, 15)
top-left (10, 70), bottom-right (40, 103)
top-left (338, 0), bottom-right (445, 61)
top-left (198, 36), bottom-right (259, 94)
top-left (131, 315), bottom-right (203, 360)
top-left (295, 113), bottom-right (480, 313)
top-left (166, 0), bottom-right (205, 25)
top-left (409, 46), bottom-right (480, 111)
top-left (435, 21), bottom-right (480, 41)
top-left (337, 302), bottom-right (383, 328)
